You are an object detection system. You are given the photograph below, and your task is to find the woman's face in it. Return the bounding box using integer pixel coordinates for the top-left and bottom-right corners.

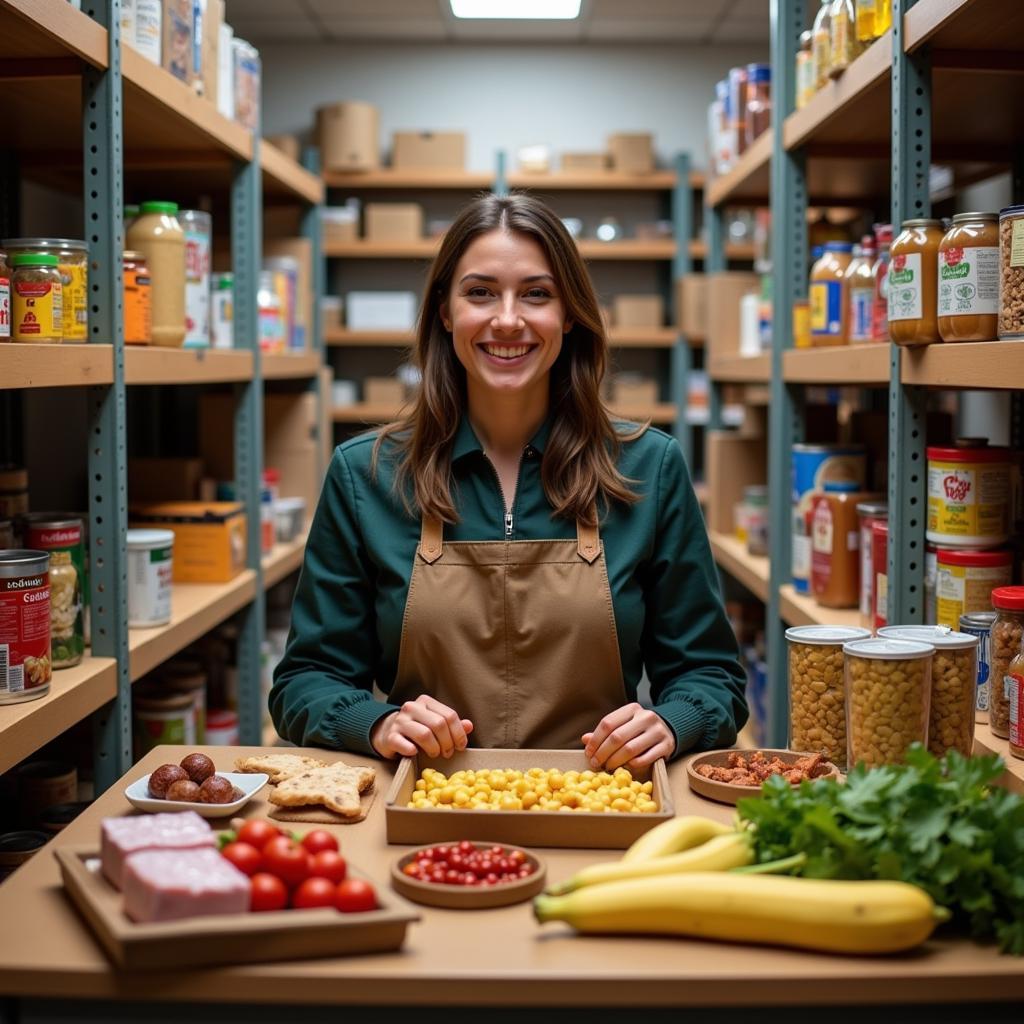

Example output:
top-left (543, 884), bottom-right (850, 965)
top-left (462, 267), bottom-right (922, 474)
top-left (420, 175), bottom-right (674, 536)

top-left (442, 228), bottom-right (570, 401)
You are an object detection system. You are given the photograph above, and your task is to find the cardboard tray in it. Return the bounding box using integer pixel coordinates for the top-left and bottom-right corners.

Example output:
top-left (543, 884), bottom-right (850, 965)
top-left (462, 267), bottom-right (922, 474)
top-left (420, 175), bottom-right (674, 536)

top-left (384, 748), bottom-right (674, 849)
top-left (55, 846), bottom-right (420, 970)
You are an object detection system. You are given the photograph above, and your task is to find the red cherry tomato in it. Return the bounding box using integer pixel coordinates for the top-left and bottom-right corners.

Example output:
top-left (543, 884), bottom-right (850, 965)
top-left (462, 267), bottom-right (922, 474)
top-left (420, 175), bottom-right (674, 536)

top-left (249, 872), bottom-right (288, 912)
top-left (236, 819), bottom-right (281, 850)
top-left (300, 829), bottom-right (339, 855)
top-left (291, 876), bottom-right (337, 910)
top-left (335, 878), bottom-right (378, 913)
top-left (458, 840), bottom-right (475, 855)
top-left (308, 850), bottom-right (348, 884)
top-left (221, 841), bottom-right (263, 877)
top-left (262, 836), bottom-right (312, 888)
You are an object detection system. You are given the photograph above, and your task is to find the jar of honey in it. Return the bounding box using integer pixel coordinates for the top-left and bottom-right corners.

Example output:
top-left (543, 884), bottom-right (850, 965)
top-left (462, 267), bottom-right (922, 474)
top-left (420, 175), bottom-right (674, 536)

top-left (888, 218), bottom-right (943, 346)
top-left (810, 482), bottom-right (882, 609)
top-left (810, 241), bottom-right (853, 345)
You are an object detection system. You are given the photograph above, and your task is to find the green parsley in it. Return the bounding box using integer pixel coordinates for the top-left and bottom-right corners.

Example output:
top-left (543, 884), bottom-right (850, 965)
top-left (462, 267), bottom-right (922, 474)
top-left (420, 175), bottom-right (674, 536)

top-left (736, 747), bottom-right (1024, 954)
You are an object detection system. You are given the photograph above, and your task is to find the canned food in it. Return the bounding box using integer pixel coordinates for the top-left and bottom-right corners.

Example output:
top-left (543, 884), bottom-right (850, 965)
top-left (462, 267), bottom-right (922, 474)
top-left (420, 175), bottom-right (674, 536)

top-left (2, 238), bottom-right (88, 341)
top-left (927, 444), bottom-right (1012, 547)
top-left (180, 210), bottom-right (211, 349)
top-left (11, 253), bottom-right (62, 343)
top-left (160, 658), bottom-right (207, 743)
top-left (133, 686), bottom-right (196, 760)
top-left (960, 610), bottom-right (996, 723)
top-left (0, 550), bottom-right (51, 704)
top-left (935, 548), bottom-right (1012, 630)
top-left (211, 273), bottom-right (233, 348)
top-left (856, 501), bottom-right (887, 631)
top-left (126, 528), bottom-right (173, 627)
top-left (0, 831), bottom-right (49, 882)
top-left (871, 519), bottom-right (888, 631)
top-left (16, 760), bottom-right (77, 827)
top-left (122, 250), bottom-right (152, 345)
top-left (205, 708), bottom-right (239, 745)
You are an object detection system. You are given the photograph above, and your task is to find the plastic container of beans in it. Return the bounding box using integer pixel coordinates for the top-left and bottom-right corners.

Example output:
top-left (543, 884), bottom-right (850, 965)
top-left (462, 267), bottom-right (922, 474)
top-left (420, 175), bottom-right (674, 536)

top-left (879, 625), bottom-right (979, 758)
top-left (843, 636), bottom-right (934, 768)
top-left (786, 625), bottom-right (870, 771)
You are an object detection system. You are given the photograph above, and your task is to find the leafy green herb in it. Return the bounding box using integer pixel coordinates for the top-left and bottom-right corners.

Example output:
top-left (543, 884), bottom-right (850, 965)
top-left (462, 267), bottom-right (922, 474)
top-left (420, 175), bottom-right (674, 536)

top-left (736, 747), bottom-right (1024, 954)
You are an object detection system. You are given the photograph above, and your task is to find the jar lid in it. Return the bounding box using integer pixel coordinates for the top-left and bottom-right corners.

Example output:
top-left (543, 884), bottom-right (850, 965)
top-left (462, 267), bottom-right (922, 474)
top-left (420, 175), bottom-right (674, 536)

top-left (2, 238), bottom-right (88, 251)
top-left (126, 528), bottom-right (175, 549)
top-left (11, 253), bottom-right (58, 267)
top-left (878, 625), bottom-right (979, 650)
top-left (991, 586), bottom-right (1024, 611)
top-left (856, 500), bottom-right (888, 516)
top-left (122, 250), bottom-right (146, 262)
top-left (998, 205), bottom-right (1024, 218)
top-left (823, 480), bottom-right (860, 494)
top-left (785, 625), bottom-right (871, 645)
top-left (825, 241), bottom-right (853, 252)
top-left (901, 218), bottom-right (943, 228)
top-left (843, 637), bottom-right (935, 659)
top-left (140, 201), bottom-right (179, 215)
top-left (950, 212), bottom-right (997, 224)
top-left (960, 611), bottom-right (997, 629)
top-left (937, 547), bottom-right (1011, 567)
top-left (926, 444), bottom-right (1010, 462)
top-left (745, 63), bottom-right (771, 82)
top-left (810, 246), bottom-right (824, 260)
top-left (214, 273), bottom-right (234, 288)
top-left (799, 30), bottom-right (813, 44)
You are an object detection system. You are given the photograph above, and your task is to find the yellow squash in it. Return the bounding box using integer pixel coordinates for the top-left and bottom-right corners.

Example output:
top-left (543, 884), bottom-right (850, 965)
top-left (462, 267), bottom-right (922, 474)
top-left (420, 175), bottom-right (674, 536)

top-left (620, 815), bottom-right (734, 863)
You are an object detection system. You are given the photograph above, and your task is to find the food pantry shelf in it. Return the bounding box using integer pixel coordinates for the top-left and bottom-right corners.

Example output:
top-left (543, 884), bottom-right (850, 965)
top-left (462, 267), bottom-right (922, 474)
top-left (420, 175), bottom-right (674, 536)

top-left (123, 347), bottom-right (254, 385)
top-left (0, 0), bottom-right (105, 65)
top-left (322, 169), bottom-right (493, 190)
top-left (260, 141), bottom-right (323, 205)
top-left (973, 722), bottom-right (1024, 794)
top-left (708, 352), bottom-right (771, 383)
top-left (782, 344), bottom-right (890, 384)
top-left (0, 344), bottom-right (114, 389)
top-left (779, 584), bottom-right (862, 631)
top-left (505, 170), bottom-right (691, 191)
top-left (905, 0), bottom-right (1024, 52)
top-left (708, 531), bottom-right (769, 602)
top-left (262, 530), bottom-right (309, 590)
top-left (324, 328), bottom-right (684, 348)
top-left (0, 657), bottom-right (118, 776)
top-left (705, 130), bottom-right (772, 208)
top-left (262, 352), bottom-right (323, 380)
top-left (128, 571), bottom-right (258, 682)
top-left (900, 340), bottom-right (1024, 389)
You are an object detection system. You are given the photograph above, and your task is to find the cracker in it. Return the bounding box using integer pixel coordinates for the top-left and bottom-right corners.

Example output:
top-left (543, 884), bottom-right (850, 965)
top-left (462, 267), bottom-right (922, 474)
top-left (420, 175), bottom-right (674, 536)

top-left (233, 753), bottom-right (328, 784)
top-left (268, 762), bottom-right (376, 818)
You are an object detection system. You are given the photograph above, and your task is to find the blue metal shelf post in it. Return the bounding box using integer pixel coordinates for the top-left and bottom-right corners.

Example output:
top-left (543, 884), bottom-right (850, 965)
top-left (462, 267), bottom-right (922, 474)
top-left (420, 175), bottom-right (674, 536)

top-left (670, 152), bottom-right (694, 469)
top-left (301, 147), bottom-right (327, 480)
top-left (704, 183), bottom-right (727, 432)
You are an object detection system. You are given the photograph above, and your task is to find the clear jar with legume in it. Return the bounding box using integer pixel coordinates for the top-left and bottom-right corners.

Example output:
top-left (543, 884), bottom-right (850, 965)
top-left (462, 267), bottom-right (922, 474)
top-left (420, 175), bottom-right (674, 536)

top-left (989, 586), bottom-right (1024, 739)
top-left (843, 636), bottom-right (934, 768)
top-left (786, 624), bottom-right (870, 771)
top-left (879, 625), bottom-right (978, 758)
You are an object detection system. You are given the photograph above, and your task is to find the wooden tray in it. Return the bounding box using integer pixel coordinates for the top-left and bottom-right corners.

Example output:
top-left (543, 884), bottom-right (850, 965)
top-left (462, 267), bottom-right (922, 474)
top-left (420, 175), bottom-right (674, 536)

top-left (384, 748), bottom-right (674, 849)
top-left (391, 842), bottom-right (546, 909)
top-left (55, 846), bottom-right (420, 970)
top-left (686, 749), bottom-right (841, 805)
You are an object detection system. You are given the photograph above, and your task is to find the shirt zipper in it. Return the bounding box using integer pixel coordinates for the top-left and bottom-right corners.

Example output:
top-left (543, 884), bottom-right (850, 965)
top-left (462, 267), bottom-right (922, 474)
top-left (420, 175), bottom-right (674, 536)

top-left (483, 449), bottom-right (528, 540)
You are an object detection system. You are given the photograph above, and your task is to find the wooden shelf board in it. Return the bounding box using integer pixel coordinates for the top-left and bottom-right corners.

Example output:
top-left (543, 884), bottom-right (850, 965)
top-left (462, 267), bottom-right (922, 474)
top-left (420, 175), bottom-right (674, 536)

top-left (709, 530), bottom-right (770, 602)
top-left (690, 241), bottom-right (758, 261)
top-left (0, 656), bottom-right (117, 776)
top-left (506, 170), bottom-right (679, 191)
top-left (262, 352), bottom-right (322, 380)
top-left (260, 141), bottom-right (323, 205)
top-left (324, 328), bottom-right (685, 349)
top-left (124, 347), bottom-right (253, 385)
top-left (900, 340), bottom-right (1024, 389)
top-left (705, 130), bottom-right (772, 208)
top-left (0, 343), bottom-right (114, 389)
top-left (262, 531), bottom-right (309, 589)
top-left (708, 352), bottom-right (771, 383)
top-left (608, 403), bottom-right (677, 423)
top-left (972, 721), bottom-right (1024, 794)
top-left (332, 402), bottom-right (407, 424)
top-left (579, 240), bottom-right (677, 260)
top-left (323, 169), bottom-right (493, 190)
top-left (0, 0), bottom-right (106, 65)
top-left (128, 571), bottom-right (258, 682)
top-left (325, 329), bottom-right (415, 347)
top-left (607, 328), bottom-right (679, 348)
top-left (325, 240), bottom-right (439, 259)
top-left (905, 0), bottom-right (1024, 53)
top-left (782, 343), bottom-right (890, 384)
top-left (779, 583), bottom-right (862, 630)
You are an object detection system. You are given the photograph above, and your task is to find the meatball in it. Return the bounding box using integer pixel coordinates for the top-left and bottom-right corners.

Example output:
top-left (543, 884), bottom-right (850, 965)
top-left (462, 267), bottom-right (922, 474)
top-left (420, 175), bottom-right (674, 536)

top-left (179, 752), bottom-right (216, 785)
top-left (148, 764), bottom-right (188, 799)
top-left (165, 779), bottom-right (202, 803)
top-left (199, 775), bottom-right (235, 805)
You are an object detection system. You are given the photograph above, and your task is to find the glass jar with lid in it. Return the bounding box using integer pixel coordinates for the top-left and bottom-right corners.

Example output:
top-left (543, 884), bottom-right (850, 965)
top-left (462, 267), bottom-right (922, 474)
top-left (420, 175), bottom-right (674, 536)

top-left (11, 253), bottom-right (63, 343)
top-left (937, 213), bottom-right (999, 342)
top-left (3, 239), bottom-right (88, 342)
top-left (888, 218), bottom-right (943, 346)
top-left (811, 0), bottom-right (832, 91)
top-left (796, 31), bottom-right (815, 109)
top-left (744, 64), bottom-right (771, 148)
top-left (810, 482), bottom-right (882, 609)
top-left (846, 236), bottom-right (876, 343)
top-left (871, 223), bottom-right (893, 342)
top-left (989, 586), bottom-right (1024, 739)
top-left (829, 0), bottom-right (858, 77)
top-left (1008, 646), bottom-right (1024, 760)
top-left (127, 201), bottom-right (185, 347)
top-left (810, 241), bottom-right (854, 345)
top-left (998, 205), bottom-right (1024, 339)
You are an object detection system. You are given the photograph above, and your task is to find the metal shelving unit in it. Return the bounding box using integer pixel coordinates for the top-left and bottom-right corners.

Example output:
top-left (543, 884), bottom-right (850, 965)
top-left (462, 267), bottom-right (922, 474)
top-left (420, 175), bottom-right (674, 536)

top-left (0, 0), bottom-right (324, 789)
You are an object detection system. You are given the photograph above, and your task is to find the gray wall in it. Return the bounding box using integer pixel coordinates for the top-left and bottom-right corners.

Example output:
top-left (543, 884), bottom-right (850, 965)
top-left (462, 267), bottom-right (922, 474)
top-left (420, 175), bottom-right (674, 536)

top-left (258, 41), bottom-right (768, 172)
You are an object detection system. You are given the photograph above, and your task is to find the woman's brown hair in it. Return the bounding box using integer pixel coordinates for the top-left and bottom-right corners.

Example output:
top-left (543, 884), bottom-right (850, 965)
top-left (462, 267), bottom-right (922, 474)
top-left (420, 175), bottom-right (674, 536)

top-left (372, 191), bottom-right (644, 526)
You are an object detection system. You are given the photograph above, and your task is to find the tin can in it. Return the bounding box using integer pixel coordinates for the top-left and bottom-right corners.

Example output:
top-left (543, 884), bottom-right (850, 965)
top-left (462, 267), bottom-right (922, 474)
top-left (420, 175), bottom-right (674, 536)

top-left (935, 547), bottom-right (1012, 631)
top-left (871, 519), bottom-right (888, 631)
top-left (2, 238), bottom-right (88, 341)
top-left (126, 528), bottom-right (173, 626)
top-left (0, 831), bottom-right (49, 883)
top-left (791, 444), bottom-right (867, 593)
top-left (960, 610), bottom-right (996, 723)
top-left (856, 500), bottom-right (887, 631)
top-left (180, 210), bottom-right (212, 349)
top-left (927, 444), bottom-right (1012, 547)
top-left (205, 708), bottom-right (239, 745)
top-left (17, 760), bottom-right (77, 827)
top-left (0, 550), bottom-right (51, 704)
top-left (122, 250), bottom-right (152, 344)
top-left (211, 273), bottom-right (233, 348)
top-left (21, 515), bottom-right (85, 669)
top-left (133, 687), bottom-right (196, 760)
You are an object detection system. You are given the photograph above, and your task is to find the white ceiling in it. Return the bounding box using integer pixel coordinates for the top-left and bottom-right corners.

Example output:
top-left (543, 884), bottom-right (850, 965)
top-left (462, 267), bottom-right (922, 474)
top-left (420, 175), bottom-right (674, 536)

top-left (224, 0), bottom-right (770, 45)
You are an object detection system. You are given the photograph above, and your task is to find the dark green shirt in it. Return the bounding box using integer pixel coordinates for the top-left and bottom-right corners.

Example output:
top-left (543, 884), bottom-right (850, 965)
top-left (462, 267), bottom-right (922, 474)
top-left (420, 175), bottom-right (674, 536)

top-left (271, 416), bottom-right (747, 759)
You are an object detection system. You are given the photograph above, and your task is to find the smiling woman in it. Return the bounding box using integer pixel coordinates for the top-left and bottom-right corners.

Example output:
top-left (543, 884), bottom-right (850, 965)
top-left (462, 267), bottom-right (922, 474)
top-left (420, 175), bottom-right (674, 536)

top-left (270, 192), bottom-right (748, 772)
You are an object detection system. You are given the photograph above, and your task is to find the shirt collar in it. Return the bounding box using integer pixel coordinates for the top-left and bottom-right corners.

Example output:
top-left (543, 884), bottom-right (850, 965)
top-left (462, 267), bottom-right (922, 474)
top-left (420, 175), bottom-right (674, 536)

top-left (451, 413), bottom-right (552, 463)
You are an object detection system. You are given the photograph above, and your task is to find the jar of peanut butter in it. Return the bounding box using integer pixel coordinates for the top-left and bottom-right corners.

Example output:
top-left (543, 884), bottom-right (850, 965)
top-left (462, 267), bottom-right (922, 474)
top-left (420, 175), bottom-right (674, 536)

top-left (127, 201), bottom-right (184, 347)
top-left (937, 213), bottom-right (999, 342)
top-left (888, 218), bottom-right (943, 346)
top-left (810, 241), bottom-right (853, 346)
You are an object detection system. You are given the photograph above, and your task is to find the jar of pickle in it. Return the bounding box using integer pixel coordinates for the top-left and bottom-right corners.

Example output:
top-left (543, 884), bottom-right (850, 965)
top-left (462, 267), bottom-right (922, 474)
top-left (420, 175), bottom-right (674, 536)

top-left (990, 586), bottom-right (1024, 739)
top-left (937, 213), bottom-right (999, 342)
top-left (888, 218), bottom-right (943, 345)
top-left (844, 637), bottom-right (934, 768)
top-left (878, 625), bottom-right (979, 758)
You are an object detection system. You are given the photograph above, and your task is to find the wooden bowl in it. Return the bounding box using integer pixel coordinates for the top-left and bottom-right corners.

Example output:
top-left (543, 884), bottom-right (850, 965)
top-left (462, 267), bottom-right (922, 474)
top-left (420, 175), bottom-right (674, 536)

top-left (686, 749), bottom-right (841, 806)
top-left (391, 842), bottom-right (546, 909)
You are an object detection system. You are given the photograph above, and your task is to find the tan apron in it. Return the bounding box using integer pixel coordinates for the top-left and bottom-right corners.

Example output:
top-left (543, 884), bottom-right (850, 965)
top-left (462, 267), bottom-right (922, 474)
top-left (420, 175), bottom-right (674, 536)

top-left (391, 516), bottom-right (627, 748)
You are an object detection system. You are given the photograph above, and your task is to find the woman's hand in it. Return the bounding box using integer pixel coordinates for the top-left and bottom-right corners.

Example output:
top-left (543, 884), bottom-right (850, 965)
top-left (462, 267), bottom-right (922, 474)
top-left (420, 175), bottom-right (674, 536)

top-left (370, 695), bottom-right (474, 759)
top-left (582, 703), bottom-right (676, 771)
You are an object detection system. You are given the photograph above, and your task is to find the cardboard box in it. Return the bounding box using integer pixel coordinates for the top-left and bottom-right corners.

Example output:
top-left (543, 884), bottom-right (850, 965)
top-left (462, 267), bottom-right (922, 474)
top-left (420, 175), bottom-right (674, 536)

top-left (128, 458), bottom-right (205, 503)
top-left (162, 0), bottom-right (192, 82)
top-left (364, 377), bottom-right (406, 405)
top-left (613, 294), bottom-right (664, 328)
top-left (200, 0), bottom-right (222, 104)
top-left (706, 272), bottom-right (760, 363)
top-left (365, 203), bottom-right (424, 243)
top-left (266, 133), bottom-right (300, 161)
top-left (392, 131), bottom-right (465, 170)
top-left (232, 37), bottom-right (260, 132)
top-left (608, 133), bottom-right (654, 174)
top-left (611, 375), bottom-right (659, 407)
top-left (129, 501), bottom-right (246, 584)
top-left (318, 101), bottom-right (379, 172)
top-left (561, 152), bottom-right (608, 173)
top-left (264, 237), bottom-right (313, 350)
top-left (706, 431), bottom-right (767, 535)
top-left (346, 292), bottom-right (418, 331)
top-left (322, 206), bottom-right (359, 243)
top-left (385, 749), bottom-right (674, 849)
top-left (675, 274), bottom-right (707, 340)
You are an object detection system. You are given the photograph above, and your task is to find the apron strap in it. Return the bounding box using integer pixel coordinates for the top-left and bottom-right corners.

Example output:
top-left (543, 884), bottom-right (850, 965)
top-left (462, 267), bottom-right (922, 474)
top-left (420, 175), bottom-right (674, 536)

top-left (576, 518), bottom-right (600, 564)
top-left (418, 516), bottom-right (444, 564)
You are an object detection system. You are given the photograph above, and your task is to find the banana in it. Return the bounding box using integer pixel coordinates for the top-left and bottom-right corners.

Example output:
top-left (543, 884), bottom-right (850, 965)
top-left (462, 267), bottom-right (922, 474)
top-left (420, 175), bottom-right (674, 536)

top-left (547, 832), bottom-right (752, 895)
top-left (534, 872), bottom-right (946, 955)
top-left (620, 815), bottom-right (734, 864)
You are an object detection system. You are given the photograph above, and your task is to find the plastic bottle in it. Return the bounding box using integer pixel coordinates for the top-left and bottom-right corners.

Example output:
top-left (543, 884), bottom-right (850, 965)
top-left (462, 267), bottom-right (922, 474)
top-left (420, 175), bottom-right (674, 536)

top-left (846, 235), bottom-right (876, 343)
top-left (874, 0), bottom-right (892, 34)
top-left (812, 0), bottom-right (832, 91)
top-left (127, 201), bottom-right (185, 347)
top-left (810, 241), bottom-right (854, 345)
top-left (796, 31), bottom-right (815, 110)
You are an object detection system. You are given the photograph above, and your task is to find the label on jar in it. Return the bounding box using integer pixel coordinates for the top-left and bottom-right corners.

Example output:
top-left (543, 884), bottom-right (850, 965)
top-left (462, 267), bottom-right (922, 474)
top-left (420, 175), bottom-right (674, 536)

top-left (810, 280), bottom-right (843, 337)
top-left (1008, 671), bottom-right (1023, 749)
top-left (888, 252), bottom-right (922, 322)
top-left (875, 571), bottom-right (888, 627)
top-left (849, 285), bottom-right (873, 341)
top-left (938, 246), bottom-right (998, 317)
top-left (812, 30), bottom-right (830, 88)
top-left (927, 459), bottom-right (1010, 541)
top-left (124, 266), bottom-right (152, 344)
top-left (127, 544), bottom-right (173, 627)
top-left (0, 570), bottom-right (51, 697)
top-left (13, 279), bottom-right (62, 340)
top-left (184, 227), bottom-right (211, 348)
top-left (59, 260), bottom-right (88, 341)
top-left (0, 275), bottom-right (9, 338)
top-left (859, 522), bottom-right (874, 619)
top-left (936, 563), bottom-right (1012, 631)
top-left (1011, 219), bottom-right (1024, 268)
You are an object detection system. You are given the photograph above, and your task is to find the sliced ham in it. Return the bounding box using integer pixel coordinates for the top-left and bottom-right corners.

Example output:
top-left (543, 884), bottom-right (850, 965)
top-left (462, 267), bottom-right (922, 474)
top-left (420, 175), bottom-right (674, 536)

top-left (101, 812), bottom-right (215, 889)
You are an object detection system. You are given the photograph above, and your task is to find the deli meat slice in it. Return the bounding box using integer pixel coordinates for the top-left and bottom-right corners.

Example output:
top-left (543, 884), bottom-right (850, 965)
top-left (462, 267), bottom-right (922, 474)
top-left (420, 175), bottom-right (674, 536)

top-left (122, 847), bottom-right (250, 923)
top-left (101, 812), bottom-right (215, 889)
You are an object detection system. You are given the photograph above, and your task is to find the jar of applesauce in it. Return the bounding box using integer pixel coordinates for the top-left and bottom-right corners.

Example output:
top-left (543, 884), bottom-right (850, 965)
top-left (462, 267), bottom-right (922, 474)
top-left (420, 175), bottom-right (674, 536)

top-left (810, 241), bottom-right (854, 346)
top-left (888, 218), bottom-right (943, 346)
top-left (938, 213), bottom-right (999, 342)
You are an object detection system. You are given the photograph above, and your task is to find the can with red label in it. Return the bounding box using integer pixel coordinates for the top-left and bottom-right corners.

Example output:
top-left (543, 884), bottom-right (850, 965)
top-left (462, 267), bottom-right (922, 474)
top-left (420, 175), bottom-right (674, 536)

top-left (20, 515), bottom-right (84, 669)
top-left (0, 550), bottom-right (52, 704)
top-left (0, 257), bottom-right (10, 339)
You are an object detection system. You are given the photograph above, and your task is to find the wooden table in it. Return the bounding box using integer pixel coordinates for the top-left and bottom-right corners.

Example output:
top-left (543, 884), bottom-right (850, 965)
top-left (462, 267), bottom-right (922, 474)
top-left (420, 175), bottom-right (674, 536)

top-left (0, 745), bottom-right (1022, 1024)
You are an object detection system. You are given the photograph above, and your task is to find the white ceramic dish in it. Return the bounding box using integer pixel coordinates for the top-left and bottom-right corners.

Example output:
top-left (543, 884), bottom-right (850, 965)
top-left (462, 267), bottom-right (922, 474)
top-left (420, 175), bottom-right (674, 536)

top-left (124, 771), bottom-right (268, 818)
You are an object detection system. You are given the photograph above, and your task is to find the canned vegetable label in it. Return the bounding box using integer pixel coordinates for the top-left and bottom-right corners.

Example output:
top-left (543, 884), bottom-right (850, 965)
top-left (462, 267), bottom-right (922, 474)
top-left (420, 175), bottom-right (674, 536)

top-left (0, 275), bottom-right (9, 338)
top-left (0, 569), bottom-right (52, 699)
top-left (23, 521), bottom-right (85, 668)
top-left (60, 260), bottom-right (88, 340)
top-left (927, 456), bottom-right (1010, 543)
top-left (13, 279), bottom-right (62, 339)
